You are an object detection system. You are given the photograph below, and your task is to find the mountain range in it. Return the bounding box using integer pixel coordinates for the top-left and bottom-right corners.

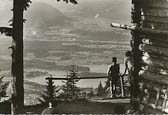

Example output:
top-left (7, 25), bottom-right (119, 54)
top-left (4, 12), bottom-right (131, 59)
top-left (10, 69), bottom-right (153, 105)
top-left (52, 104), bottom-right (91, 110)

top-left (0, 0), bottom-right (131, 28)
top-left (25, 2), bottom-right (70, 28)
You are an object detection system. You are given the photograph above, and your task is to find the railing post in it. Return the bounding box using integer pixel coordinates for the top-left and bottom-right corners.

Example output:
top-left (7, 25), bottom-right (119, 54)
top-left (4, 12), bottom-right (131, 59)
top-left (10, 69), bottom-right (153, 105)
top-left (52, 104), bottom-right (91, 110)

top-left (110, 80), bottom-right (113, 98)
top-left (120, 76), bottom-right (124, 97)
top-left (48, 75), bottom-right (53, 107)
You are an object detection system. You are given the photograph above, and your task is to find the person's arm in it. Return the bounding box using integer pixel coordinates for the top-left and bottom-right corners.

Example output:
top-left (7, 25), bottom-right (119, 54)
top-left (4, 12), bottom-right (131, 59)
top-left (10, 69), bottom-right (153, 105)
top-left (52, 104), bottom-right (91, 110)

top-left (118, 64), bottom-right (120, 74)
top-left (123, 58), bottom-right (128, 76)
top-left (107, 65), bottom-right (111, 76)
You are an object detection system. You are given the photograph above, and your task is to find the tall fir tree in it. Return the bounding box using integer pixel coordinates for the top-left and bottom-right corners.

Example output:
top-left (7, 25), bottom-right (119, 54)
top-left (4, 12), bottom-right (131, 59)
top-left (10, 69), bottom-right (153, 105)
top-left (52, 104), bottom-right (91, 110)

top-left (61, 63), bottom-right (80, 100)
top-left (38, 75), bottom-right (59, 105)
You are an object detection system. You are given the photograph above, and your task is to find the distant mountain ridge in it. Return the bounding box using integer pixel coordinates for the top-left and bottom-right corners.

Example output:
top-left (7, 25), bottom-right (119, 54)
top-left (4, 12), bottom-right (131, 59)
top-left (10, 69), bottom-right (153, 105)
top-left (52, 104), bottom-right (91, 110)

top-left (0, 1), bottom-right (131, 28)
top-left (56, 0), bottom-right (131, 24)
top-left (25, 2), bottom-right (70, 28)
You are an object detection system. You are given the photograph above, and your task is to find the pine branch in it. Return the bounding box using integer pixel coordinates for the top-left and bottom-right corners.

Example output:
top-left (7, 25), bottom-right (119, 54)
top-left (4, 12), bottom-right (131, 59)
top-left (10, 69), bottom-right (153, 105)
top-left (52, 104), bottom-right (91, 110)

top-left (24, 0), bottom-right (32, 11)
top-left (57, 0), bottom-right (78, 4)
top-left (0, 27), bottom-right (13, 36)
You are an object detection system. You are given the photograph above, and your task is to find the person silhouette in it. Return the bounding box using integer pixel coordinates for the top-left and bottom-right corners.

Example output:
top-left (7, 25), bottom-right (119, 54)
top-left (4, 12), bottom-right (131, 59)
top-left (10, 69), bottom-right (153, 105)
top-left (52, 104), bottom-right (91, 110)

top-left (123, 51), bottom-right (133, 76)
top-left (107, 57), bottom-right (120, 97)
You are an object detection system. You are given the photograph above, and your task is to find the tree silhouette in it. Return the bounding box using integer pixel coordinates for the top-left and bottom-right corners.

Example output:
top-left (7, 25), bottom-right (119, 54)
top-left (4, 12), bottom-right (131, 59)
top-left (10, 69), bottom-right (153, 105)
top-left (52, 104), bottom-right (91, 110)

top-left (60, 64), bottom-right (80, 100)
top-left (0, 76), bottom-right (9, 98)
top-left (88, 88), bottom-right (94, 97)
top-left (57, 0), bottom-right (78, 4)
top-left (97, 81), bottom-right (105, 97)
top-left (38, 79), bottom-right (60, 106)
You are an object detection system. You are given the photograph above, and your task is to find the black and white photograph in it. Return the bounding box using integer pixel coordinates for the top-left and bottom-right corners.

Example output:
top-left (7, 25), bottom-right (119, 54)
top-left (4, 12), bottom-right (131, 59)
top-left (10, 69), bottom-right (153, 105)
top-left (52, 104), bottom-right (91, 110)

top-left (0, 0), bottom-right (168, 114)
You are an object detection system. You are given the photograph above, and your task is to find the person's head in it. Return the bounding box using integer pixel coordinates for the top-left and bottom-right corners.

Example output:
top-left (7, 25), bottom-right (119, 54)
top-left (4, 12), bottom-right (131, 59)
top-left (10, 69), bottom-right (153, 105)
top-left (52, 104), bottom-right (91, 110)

top-left (125, 51), bottom-right (132, 57)
top-left (112, 57), bottom-right (117, 63)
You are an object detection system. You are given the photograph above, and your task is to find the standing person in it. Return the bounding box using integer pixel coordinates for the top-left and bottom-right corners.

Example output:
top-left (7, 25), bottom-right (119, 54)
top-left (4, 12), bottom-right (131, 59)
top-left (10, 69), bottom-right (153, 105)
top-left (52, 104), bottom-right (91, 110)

top-left (122, 51), bottom-right (133, 96)
top-left (123, 51), bottom-right (137, 113)
top-left (107, 57), bottom-right (120, 98)
top-left (123, 51), bottom-right (133, 83)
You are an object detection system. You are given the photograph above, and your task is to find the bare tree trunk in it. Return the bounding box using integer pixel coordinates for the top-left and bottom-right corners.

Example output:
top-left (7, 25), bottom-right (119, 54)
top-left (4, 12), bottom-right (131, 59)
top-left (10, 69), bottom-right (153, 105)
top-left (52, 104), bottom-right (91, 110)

top-left (11, 0), bottom-right (24, 113)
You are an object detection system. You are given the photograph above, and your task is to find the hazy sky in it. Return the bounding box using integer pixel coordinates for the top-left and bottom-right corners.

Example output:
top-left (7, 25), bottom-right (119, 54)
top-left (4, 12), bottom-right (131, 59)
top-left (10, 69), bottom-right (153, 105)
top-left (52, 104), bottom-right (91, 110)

top-left (0, 0), bottom-right (131, 10)
top-left (0, 0), bottom-right (131, 25)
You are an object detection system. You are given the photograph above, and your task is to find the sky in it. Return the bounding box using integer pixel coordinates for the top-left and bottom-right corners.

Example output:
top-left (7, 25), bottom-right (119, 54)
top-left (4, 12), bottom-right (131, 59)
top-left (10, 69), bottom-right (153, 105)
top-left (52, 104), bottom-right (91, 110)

top-left (0, 0), bottom-right (131, 26)
top-left (0, 0), bottom-right (131, 10)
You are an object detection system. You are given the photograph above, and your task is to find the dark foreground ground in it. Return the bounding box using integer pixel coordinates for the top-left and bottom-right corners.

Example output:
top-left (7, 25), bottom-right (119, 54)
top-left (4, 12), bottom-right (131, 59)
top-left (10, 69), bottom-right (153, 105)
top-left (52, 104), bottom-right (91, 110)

top-left (0, 98), bottom-right (130, 114)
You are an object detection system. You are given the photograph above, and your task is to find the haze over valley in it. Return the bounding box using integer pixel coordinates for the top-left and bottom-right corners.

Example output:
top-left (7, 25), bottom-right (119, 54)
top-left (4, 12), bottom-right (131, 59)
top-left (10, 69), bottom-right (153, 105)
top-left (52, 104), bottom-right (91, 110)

top-left (0, 0), bottom-right (131, 87)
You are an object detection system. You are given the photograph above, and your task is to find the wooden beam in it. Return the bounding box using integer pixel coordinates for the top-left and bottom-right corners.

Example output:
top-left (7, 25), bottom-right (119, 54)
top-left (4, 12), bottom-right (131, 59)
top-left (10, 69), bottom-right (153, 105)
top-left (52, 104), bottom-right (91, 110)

top-left (143, 52), bottom-right (168, 61)
top-left (111, 23), bottom-right (168, 35)
top-left (140, 70), bottom-right (168, 85)
top-left (141, 34), bottom-right (168, 42)
top-left (142, 38), bottom-right (168, 48)
top-left (142, 8), bottom-right (168, 17)
top-left (142, 15), bottom-right (168, 24)
top-left (140, 44), bottom-right (168, 57)
top-left (142, 21), bottom-right (168, 30)
top-left (111, 23), bottom-right (136, 31)
top-left (140, 79), bottom-right (166, 91)
top-left (142, 55), bottom-right (168, 70)
top-left (46, 76), bottom-right (108, 80)
top-left (136, 0), bottom-right (168, 9)
top-left (142, 65), bottom-right (168, 76)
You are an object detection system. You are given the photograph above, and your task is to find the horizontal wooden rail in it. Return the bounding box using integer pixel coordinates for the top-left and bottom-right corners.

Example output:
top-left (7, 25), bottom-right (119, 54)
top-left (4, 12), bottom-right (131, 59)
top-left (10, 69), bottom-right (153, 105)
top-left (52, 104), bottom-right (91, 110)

top-left (46, 76), bottom-right (109, 80)
top-left (46, 74), bottom-right (129, 80)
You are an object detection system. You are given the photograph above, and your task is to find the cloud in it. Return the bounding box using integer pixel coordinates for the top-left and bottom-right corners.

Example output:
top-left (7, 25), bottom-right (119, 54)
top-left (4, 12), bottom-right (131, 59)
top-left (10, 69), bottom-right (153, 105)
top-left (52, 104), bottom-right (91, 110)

top-left (94, 13), bottom-right (100, 19)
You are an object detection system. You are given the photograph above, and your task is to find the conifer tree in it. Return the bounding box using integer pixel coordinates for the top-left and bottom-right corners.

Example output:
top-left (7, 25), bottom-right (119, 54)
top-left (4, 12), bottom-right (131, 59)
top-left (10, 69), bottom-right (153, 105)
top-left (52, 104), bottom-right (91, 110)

top-left (88, 88), bottom-right (94, 97)
top-left (38, 75), bottom-right (59, 105)
top-left (0, 76), bottom-right (9, 98)
top-left (61, 64), bottom-right (80, 100)
top-left (97, 81), bottom-right (105, 96)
